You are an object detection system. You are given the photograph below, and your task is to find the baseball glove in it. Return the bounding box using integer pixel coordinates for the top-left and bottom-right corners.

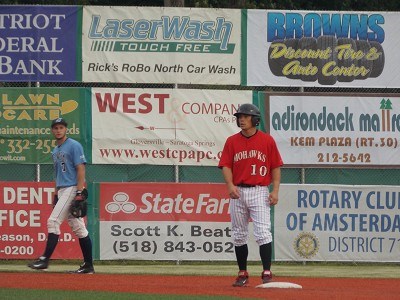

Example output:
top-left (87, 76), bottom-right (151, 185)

top-left (70, 188), bottom-right (88, 218)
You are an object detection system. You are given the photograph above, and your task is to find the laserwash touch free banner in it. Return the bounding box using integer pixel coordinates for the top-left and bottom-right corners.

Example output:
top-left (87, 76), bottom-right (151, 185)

top-left (82, 6), bottom-right (241, 84)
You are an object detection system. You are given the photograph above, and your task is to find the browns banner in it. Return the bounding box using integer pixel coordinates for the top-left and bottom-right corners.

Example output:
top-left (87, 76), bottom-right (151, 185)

top-left (245, 10), bottom-right (397, 88)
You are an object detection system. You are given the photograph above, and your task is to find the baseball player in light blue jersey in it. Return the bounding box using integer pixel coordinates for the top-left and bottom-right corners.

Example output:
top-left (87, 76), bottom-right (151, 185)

top-left (28, 118), bottom-right (94, 274)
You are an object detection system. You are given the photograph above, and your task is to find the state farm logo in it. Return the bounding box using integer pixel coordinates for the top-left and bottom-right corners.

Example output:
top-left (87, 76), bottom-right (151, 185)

top-left (105, 192), bottom-right (137, 214)
top-left (104, 191), bottom-right (229, 215)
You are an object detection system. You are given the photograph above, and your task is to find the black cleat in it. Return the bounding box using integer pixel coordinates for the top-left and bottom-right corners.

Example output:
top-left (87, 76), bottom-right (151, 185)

top-left (69, 262), bottom-right (95, 274)
top-left (28, 257), bottom-right (49, 270)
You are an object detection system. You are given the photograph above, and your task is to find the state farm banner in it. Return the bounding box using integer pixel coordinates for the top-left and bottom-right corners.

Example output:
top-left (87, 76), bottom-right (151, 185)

top-left (82, 6), bottom-right (240, 84)
top-left (0, 5), bottom-right (81, 82)
top-left (263, 93), bottom-right (400, 166)
top-left (0, 88), bottom-right (91, 164)
top-left (275, 184), bottom-right (400, 262)
top-left (0, 182), bottom-right (82, 259)
top-left (92, 88), bottom-right (255, 165)
top-left (245, 10), bottom-right (398, 88)
top-left (98, 182), bottom-right (259, 260)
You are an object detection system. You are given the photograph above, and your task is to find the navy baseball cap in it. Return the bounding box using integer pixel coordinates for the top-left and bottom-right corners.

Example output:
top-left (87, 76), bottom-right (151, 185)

top-left (51, 117), bottom-right (68, 128)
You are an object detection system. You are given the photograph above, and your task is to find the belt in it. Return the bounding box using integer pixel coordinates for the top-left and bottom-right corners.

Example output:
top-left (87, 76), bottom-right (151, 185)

top-left (237, 183), bottom-right (256, 188)
top-left (57, 185), bottom-right (75, 190)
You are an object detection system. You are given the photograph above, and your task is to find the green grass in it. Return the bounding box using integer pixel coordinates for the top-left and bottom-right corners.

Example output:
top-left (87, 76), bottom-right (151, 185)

top-left (1, 260), bottom-right (399, 278)
top-left (0, 288), bottom-right (254, 300)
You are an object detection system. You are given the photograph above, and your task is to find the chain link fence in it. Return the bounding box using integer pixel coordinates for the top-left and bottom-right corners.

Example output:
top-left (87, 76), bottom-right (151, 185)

top-left (1, 81), bottom-right (400, 186)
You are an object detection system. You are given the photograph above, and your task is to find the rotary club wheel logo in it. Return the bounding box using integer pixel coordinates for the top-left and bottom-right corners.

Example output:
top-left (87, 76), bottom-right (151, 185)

top-left (293, 232), bottom-right (320, 259)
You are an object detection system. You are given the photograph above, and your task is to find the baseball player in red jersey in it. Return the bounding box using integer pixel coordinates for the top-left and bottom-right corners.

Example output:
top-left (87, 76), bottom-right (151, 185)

top-left (218, 103), bottom-right (283, 287)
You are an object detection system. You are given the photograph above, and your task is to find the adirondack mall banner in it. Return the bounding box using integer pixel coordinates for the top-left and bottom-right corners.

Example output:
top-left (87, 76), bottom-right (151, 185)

top-left (262, 93), bottom-right (400, 166)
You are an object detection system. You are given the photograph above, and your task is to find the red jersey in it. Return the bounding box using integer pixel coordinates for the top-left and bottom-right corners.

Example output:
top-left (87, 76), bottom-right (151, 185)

top-left (218, 130), bottom-right (283, 186)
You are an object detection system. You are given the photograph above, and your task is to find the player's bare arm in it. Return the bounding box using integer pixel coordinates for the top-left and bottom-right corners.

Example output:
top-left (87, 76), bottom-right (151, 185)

top-left (269, 167), bottom-right (281, 206)
top-left (76, 163), bottom-right (86, 191)
top-left (222, 167), bottom-right (240, 199)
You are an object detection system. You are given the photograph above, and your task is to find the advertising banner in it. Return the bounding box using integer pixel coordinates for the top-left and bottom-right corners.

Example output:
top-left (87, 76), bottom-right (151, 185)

top-left (92, 88), bottom-right (254, 165)
top-left (275, 184), bottom-right (400, 262)
top-left (0, 5), bottom-right (81, 82)
top-left (246, 10), bottom-right (398, 88)
top-left (0, 182), bottom-right (82, 259)
top-left (263, 93), bottom-right (400, 166)
top-left (82, 6), bottom-right (241, 84)
top-left (0, 88), bottom-right (91, 164)
top-left (98, 182), bottom-right (259, 260)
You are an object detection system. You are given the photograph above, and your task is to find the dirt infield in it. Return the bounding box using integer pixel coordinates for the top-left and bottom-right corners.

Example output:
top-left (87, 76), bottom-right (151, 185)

top-left (1, 272), bottom-right (399, 299)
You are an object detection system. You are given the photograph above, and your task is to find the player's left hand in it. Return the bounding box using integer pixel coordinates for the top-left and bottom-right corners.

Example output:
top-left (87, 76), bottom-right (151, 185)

top-left (268, 191), bottom-right (279, 206)
top-left (229, 185), bottom-right (240, 199)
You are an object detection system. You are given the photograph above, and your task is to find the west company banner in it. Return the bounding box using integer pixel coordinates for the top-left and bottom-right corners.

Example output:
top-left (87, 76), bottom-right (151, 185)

top-left (91, 88), bottom-right (254, 165)
top-left (246, 10), bottom-right (398, 88)
top-left (0, 182), bottom-right (82, 259)
top-left (0, 5), bottom-right (81, 82)
top-left (0, 88), bottom-right (91, 164)
top-left (274, 184), bottom-right (400, 262)
top-left (263, 93), bottom-right (400, 166)
top-left (98, 182), bottom-right (259, 260)
top-left (82, 6), bottom-right (241, 84)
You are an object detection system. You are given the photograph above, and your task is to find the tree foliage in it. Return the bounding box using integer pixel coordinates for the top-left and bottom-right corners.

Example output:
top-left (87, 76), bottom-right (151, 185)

top-left (1, 0), bottom-right (400, 10)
